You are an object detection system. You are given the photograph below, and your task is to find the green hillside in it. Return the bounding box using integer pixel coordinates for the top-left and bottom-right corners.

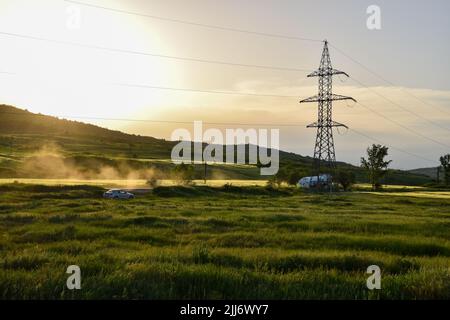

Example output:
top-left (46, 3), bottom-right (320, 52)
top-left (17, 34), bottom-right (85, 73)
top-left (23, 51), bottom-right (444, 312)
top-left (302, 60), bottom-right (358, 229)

top-left (408, 167), bottom-right (438, 179)
top-left (0, 104), bottom-right (432, 185)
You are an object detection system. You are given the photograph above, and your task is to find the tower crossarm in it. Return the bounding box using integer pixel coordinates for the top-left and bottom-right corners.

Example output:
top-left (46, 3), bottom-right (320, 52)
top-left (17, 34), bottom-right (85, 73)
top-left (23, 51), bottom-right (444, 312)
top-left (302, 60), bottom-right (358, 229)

top-left (306, 121), bottom-right (348, 129)
top-left (300, 94), bottom-right (356, 103)
top-left (307, 68), bottom-right (349, 78)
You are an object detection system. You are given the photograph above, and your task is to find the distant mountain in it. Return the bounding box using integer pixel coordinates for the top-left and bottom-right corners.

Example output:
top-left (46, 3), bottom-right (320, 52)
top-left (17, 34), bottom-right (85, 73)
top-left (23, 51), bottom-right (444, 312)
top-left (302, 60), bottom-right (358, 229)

top-left (408, 167), bottom-right (438, 179)
top-left (0, 104), bottom-right (433, 185)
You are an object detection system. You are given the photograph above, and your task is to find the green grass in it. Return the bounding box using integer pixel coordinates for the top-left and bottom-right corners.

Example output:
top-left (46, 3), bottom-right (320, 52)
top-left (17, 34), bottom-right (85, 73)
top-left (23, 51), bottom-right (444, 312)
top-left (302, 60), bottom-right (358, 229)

top-left (0, 184), bottom-right (449, 299)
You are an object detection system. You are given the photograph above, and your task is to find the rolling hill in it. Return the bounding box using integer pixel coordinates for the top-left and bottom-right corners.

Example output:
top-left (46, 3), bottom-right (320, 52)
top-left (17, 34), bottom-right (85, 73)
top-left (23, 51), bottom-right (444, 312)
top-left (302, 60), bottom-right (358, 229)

top-left (408, 167), bottom-right (438, 179)
top-left (0, 104), bottom-right (432, 185)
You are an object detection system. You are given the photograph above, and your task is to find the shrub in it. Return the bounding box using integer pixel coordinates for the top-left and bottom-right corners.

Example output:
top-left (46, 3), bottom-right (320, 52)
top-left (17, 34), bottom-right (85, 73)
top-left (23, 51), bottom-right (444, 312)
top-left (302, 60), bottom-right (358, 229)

top-left (336, 169), bottom-right (356, 191)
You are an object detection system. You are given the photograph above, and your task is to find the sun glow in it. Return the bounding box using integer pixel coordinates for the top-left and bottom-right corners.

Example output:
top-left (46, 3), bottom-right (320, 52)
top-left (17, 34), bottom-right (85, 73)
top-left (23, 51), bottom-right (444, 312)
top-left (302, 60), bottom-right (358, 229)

top-left (0, 0), bottom-right (176, 122)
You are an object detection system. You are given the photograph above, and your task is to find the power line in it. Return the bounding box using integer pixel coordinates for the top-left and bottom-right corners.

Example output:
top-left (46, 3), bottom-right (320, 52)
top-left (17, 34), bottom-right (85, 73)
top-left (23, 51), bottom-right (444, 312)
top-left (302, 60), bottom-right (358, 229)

top-left (63, 0), bottom-right (323, 43)
top-left (1, 31), bottom-right (447, 134)
top-left (5, 3), bottom-right (448, 124)
top-left (67, 0), bottom-right (448, 124)
top-left (330, 43), bottom-right (450, 117)
top-left (351, 76), bottom-right (450, 133)
top-left (61, 0), bottom-right (450, 121)
top-left (2, 69), bottom-right (449, 147)
top-left (356, 101), bottom-right (450, 149)
top-left (0, 31), bottom-right (312, 73)
top-left (112, 82), bottom-right (298, 98)
top-left (0, 70), bottom-right (299, 98)
top-left (2, 66), bottom-right (449, 149)
top-left (0, 109), bottom-right (437, 163)
top-left (0, 30), bottom-right (447, 152)
top-left (1, 30), bottom-right (447, 126)
top-left (348, 128), bottom-right (436, 163)
top-left (0, 4), bottom-right (443, 165)
top-left (0, 110), bottom-right (304, 127)
top-left (399, 89), bottom-right (450, 117)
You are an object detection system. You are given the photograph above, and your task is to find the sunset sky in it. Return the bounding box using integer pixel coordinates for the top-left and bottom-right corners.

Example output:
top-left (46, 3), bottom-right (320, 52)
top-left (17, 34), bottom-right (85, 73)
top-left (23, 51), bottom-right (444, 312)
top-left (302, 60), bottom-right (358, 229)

top-left (0, 0), bottom-right (449, 169)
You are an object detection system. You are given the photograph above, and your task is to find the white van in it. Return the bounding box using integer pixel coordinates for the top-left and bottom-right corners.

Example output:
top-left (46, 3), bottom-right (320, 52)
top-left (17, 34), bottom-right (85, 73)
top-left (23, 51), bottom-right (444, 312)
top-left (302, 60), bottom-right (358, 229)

top-left (298, 174), bottom-right (331, 188)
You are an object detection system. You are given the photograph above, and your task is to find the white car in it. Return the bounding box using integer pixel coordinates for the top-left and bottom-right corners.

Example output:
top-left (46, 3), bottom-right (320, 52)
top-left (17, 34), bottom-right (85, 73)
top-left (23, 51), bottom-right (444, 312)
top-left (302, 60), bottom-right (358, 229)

top-left (103, 189), bottom-right (135, 199)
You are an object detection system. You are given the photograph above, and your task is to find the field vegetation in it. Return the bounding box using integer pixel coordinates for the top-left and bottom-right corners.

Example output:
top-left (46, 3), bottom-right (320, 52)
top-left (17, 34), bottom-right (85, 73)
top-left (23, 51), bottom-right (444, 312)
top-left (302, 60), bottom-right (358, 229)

top-left (1, 104), bottom-right (448, 299)
top-left (0, 183), bottom-right (449, 299)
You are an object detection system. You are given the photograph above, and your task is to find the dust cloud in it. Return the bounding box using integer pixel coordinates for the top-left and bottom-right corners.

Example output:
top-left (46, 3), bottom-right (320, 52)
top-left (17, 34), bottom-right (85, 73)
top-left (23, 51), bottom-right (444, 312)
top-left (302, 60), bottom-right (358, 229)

top-left (20, 144), bottom-right (163, 180)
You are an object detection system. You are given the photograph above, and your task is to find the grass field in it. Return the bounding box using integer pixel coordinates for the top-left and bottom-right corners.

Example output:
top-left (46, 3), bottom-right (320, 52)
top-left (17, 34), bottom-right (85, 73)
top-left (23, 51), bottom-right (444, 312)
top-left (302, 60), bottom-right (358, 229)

top-left (1, 183), bottom-right (449, 299)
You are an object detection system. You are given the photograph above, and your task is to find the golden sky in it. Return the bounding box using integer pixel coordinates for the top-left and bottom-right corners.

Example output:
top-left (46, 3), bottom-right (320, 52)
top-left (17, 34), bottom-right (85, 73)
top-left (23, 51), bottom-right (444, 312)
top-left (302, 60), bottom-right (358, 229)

top-left (0, 0), bottom-right (449, 169)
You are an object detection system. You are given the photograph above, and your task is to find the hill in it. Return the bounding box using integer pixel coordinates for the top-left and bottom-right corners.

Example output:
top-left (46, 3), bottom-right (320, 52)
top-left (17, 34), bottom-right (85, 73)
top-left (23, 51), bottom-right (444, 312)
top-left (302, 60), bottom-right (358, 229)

top-left (0, 104), bottom-right (162, 142)
top-left (408, 167), bottom-right (438, 179)
top-left (0, 104), bottom-right (432, 185)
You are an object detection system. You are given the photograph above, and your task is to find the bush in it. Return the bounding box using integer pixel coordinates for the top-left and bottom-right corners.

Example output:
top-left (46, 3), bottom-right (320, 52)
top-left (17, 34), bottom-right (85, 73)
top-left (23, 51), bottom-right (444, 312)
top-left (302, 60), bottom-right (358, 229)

top-left (269, 165), bottom-right (309, 187)
top-left (336, 169), bottom-right (356, 191)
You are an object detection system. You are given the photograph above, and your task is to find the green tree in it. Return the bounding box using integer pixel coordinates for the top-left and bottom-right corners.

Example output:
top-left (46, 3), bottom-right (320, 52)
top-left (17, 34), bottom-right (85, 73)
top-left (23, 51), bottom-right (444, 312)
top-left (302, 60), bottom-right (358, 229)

top-left (361, 144), bottom-right (392, 190)
top-left (269, 167), bottom-right (288, 187)
top-left (268, 165), bottom-right (308, 187)
top-left (336, 169), bottom-right (356, 191)
top-left (439, 154), bottom-right (450, 186)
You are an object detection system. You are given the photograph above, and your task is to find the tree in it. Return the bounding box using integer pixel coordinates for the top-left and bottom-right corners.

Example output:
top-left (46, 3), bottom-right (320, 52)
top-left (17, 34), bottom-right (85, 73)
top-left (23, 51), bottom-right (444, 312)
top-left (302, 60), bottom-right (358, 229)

top-left (336, 169), bottom-right (356, 191)
top-left (361, 144), bottom-right (392, 190)
top-left (440, 154), bottom-right (450, 186)
top-left (267, 165), bottom-right (309, 187)
top-left (269, 167), bottom-right (288, 187)
top-left (287, 171), bottom-right (303, 186)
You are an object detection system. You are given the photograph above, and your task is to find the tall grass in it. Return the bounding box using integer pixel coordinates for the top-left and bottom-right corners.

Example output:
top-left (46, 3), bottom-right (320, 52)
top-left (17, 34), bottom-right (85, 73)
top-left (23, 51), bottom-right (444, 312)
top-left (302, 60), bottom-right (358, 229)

top-left (0, 184), bottom-right (449, 299)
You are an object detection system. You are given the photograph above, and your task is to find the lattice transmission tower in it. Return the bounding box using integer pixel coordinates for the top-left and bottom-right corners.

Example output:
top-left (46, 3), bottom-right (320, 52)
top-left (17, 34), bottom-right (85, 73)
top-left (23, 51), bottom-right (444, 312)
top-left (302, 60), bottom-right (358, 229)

top-left (300, 40), bottom-right (356, 178)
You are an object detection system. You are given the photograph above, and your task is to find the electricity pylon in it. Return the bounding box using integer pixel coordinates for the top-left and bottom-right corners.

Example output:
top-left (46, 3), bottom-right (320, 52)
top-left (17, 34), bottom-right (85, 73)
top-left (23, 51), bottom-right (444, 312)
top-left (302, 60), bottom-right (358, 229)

top-left (300, 40), bottom-right (356, 183)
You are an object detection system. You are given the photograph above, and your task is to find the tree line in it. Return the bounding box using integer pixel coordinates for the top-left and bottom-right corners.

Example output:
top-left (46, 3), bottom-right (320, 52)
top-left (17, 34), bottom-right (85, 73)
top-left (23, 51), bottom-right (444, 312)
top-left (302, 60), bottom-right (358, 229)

top-left (168, 144), bottom-right (450, 190)
top-left (268, 144), bottom-right (450, 190)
